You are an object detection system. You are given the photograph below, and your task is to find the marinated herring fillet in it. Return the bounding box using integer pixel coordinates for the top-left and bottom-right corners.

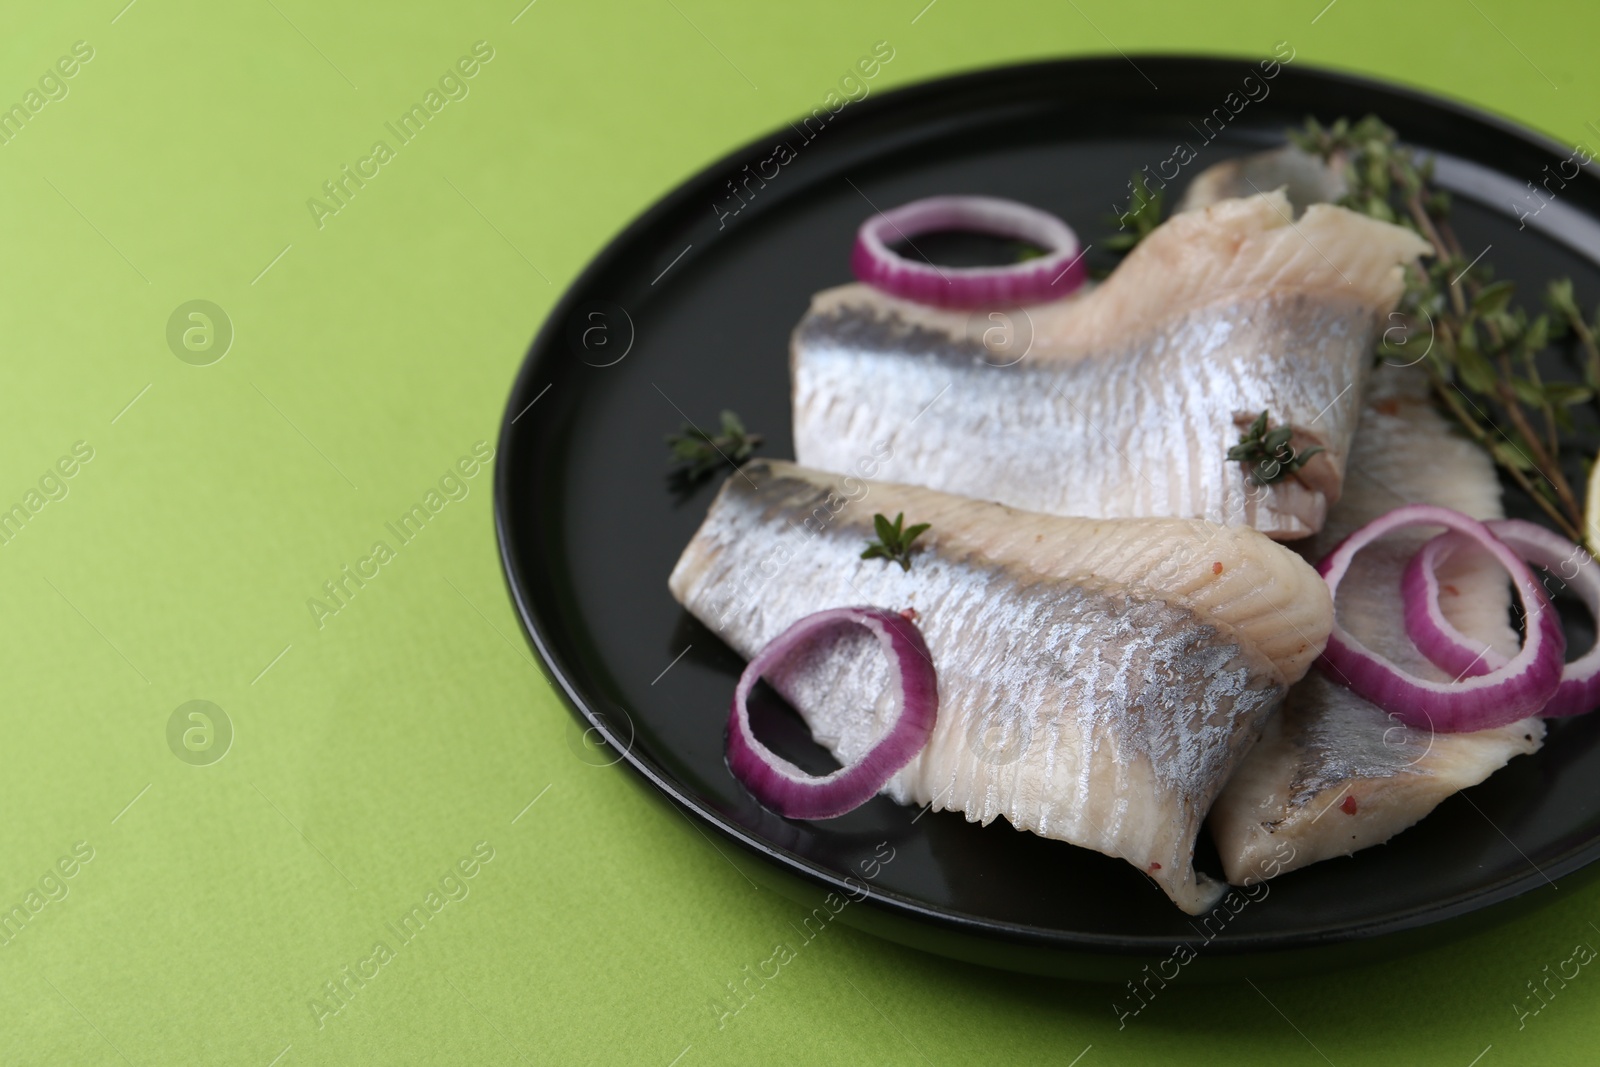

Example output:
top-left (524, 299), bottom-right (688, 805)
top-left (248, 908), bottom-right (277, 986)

top-left (669, 460), bottom-right (1333, 913)
top-left (1208, 365), bottom-right (1545, 883)
top-left (792, 190), bottom-right (1431, 539)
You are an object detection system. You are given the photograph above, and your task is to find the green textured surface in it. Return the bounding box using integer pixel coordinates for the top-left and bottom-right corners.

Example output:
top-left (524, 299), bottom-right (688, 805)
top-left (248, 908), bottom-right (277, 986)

top-left (2, 0), bottom-right (1598, 1063)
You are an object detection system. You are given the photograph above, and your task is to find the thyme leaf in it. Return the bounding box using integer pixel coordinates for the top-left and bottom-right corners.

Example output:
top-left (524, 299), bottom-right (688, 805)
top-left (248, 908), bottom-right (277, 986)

top-left (861, 512), bottom-right (931, 572)
top-left (665, 409), bottom-right (763, 486)
top-left (1227, 410), bottom-right (1325, 486)
top-left (1104, 170), bottom-right (1165, 254)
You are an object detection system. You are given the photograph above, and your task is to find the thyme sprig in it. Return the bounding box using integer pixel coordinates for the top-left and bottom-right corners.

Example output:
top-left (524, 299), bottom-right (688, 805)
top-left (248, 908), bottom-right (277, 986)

top-left (861, 512), bottom-right (930, 572)
top-left (665, 409), bottom-right (763, 485)
top-left (1105, 170), bottom-right (1166, 254)
top-left (1292, 115), bottom-right (1600, 543)
top-left (1227, 410), bottom-right (1325, 486)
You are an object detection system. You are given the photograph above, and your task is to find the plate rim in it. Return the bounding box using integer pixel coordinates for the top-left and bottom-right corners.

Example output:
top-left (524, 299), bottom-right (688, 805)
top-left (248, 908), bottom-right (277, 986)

top-left (493, 52), bottom-right (1600, 966)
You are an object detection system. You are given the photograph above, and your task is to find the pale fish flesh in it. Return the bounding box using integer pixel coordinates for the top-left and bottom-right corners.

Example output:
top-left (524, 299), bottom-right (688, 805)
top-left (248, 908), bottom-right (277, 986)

top-left (791, 190), bottom-right (1431, 539)
top-left (1207, 364), bottom-right (1545, 883)
top-left (669, 460), bottom-right (1332, 913)
top-left (1175, 144), bottom-right (1347, 216)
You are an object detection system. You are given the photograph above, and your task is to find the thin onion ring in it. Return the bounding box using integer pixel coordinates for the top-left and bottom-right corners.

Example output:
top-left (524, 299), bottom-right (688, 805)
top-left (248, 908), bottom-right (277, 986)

top-left (726, 607), bottom-right (938, 819)
top-left (1316, 504), bottom-right (1564, 732)
top-left (850, 195), bottom-right (1086, 309)
top-left (1404, 518), bottom-right (1600, 718)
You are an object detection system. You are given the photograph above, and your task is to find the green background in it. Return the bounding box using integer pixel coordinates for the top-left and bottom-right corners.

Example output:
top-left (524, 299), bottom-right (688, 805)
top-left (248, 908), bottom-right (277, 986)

top-left (2, 0), bottom-right (1597, 1063)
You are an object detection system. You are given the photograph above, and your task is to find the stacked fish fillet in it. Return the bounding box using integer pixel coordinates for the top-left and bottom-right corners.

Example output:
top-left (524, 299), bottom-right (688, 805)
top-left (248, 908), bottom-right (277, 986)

top-left (1177, 153), bottom-right (1545, 884)
top-left (669, 150), bottom-right (1542, 914)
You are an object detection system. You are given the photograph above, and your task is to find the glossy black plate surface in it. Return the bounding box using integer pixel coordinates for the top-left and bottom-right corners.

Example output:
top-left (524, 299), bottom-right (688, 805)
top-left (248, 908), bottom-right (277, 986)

top-left (494, 55), bottom-right (1600, 980)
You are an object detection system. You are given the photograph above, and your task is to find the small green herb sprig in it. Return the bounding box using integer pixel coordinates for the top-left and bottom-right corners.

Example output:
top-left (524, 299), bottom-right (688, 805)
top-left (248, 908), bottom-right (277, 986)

top-left (1105, 170), bottom-right (1166, 254)
top-left (861, 512), bottom-right (930, 572)
top-left (1227, 410), bottom-right (1325, 486)
top-left (665, 410), bottom-right (763, 486)
top-left (1292, 115), bottom-right (1600, 542)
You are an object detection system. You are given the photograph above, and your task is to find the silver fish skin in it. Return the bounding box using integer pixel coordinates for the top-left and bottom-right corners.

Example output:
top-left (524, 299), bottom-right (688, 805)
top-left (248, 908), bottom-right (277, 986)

top-left (1207, 364), bottom-right (1546, 883)
top-left (669, 460), bottom-right (1332, 913)
top-left (792, 191), bottom-right (1431, 540)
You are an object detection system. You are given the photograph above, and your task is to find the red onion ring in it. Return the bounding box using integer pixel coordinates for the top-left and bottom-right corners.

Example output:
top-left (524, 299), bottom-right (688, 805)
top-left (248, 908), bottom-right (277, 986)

top-left (1316, 505), bottom-right (1564, 732)
top-left (1404, 518), bottom-right (1600, 718)
top-left (727, 607), bottom-right (939, 819)
top-left (850, 195), bottom-right (1087, 309)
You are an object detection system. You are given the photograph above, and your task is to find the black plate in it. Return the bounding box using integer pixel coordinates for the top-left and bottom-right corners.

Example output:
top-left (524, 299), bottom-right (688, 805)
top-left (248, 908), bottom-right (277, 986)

top-left (494, 55), bottom-right (1600, 980)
